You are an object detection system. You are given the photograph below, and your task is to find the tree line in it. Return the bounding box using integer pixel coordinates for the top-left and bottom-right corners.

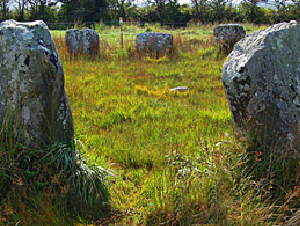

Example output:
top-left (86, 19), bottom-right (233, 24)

top-left (1, 0), bottom-right (300, 27)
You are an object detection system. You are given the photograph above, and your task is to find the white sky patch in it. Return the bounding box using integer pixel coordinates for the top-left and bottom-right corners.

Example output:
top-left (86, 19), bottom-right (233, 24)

top-left (178, 0), bottom-right (191, 4)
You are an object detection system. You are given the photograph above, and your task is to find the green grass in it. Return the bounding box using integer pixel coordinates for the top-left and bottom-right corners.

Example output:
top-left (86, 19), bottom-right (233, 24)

top-left (1, 23), bottom-right (292, 226)
top-left (64, 52), bottom-right (233, 171)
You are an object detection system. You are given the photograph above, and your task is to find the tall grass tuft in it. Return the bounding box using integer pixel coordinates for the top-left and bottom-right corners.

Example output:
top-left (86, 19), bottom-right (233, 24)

top-left (0, 121), bottom-right (112, 224)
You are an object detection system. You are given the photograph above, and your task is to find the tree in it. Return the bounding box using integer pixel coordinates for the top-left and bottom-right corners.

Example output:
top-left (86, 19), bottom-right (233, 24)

top-left (153, 0), bottom-right (167, 23)
top-left (209, 0), bottom-right (227, 23)
top-left (224, 0), bottom-right (237, 22)
top-left (292, 0), bottom-right (300, 11)
top-left (165, 0), bottom-right (188, 27)
top-left (28, 0), bottom-right (41, 19)
top-left (25, 0), bottom-right (59, 22)
top-left (59, 0), bottom-right (109, 22)
top-left (109, 0), bottom-right (136, 21)
top-left (241, 0), bottom-right (267, 22)
top-left (125, 3), bottom-right (140, 21)
top-left (0, 0), bottom-right (10, 19)
top-left (288, 0), bottom-right (300, 21)
top-left (142, 0), bottom-right (188, 26)
top-left (16, 0), bottom-right (29, 21)
top-left (274, 0), bottom-right (287, 21)
top-left (191, 0), bottom-right (208, 23)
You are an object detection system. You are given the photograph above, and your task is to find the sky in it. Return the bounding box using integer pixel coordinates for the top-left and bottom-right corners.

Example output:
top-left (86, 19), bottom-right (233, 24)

top-left (178, 0), bottom-right (191, 4)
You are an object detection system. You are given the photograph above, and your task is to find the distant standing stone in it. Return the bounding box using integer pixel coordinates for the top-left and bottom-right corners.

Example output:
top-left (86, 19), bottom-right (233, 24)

top-left (213, 24), bottom-right (246, 53)
top-left (222, 21), bottom-right (300, 157)
top-left (0, 19), bottom-right (74, 149)
top-left (65, 29), bottom-right (99, 55)
top-left (136, 32), bottom-right (173, 59)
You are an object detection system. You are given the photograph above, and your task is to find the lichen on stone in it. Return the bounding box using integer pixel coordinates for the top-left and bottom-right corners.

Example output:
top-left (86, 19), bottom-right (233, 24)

top-left (213, 24), bottom-right (246, 53)
top-left (222, 21), bottom-right (300, 158)
top-left (136, 32), bottom-right (173, 58)
top-left (65, 29), bottom-right (99, 55)
top-left (0, 19), bottom-right (74, 149)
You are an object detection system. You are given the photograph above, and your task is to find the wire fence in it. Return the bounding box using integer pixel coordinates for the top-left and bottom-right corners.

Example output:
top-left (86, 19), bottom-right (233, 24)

top-left (46, 21), bottom-right (191, 30)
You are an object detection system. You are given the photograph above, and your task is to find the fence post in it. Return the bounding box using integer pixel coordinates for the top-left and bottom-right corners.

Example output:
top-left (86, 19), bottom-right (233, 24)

top-left (119, 17), bottom-right (123, 49)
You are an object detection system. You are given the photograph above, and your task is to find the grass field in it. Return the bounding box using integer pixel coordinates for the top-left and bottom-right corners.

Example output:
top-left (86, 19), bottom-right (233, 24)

top-left (3, 23), bottom-right (296, 226)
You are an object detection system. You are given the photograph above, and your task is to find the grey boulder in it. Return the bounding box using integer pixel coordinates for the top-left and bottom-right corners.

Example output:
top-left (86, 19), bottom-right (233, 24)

top-left (213, 24), bottom-right (246, 53)
top-left (136, 32), bottom-right (173, 58)
top-left (65, 29), bottom-right (99, 55)
top-left (222, 21), bottom-right (300, 158)
top-left (0, 19), bottom-right (74, 149)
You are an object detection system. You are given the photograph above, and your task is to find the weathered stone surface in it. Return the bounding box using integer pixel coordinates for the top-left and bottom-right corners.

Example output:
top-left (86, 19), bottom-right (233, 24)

top-left (213, 24), bottom-right (246, 53)
top-left (65, 29), bottom-right (99, 55)
top-left (222, 21), bottom-right (300, 157)
top-left (136, 32), bottom-right (173, 58)
top-left (0, 19), bottom-right (74, 149)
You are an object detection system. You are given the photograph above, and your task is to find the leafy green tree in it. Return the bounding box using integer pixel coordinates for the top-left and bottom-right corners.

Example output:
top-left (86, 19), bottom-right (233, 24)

top-left (140, 0), bottom-right (189, 26)
top-left (0, 0), bottom-right (10, 19)
top-left (59, 0), bottom-right (109, 22)
top-left (240, 0), bottom-right (267, 22)
top-left (109, 0), bottom-right (137, 21)
top-left (292, 0), bottom-right (300, 11)
top-left (224, 0), bottom-right (238, 22)
top-left (153, 0), bottom-right (167, 23)
top-left (209, 0), bottom-right (227, 23)
top-left (25, 0), bottom-right (59, 22)
top-left (165, 0), bottom-right (183, 25)
top-left (287, 0), bottom-right (300, 21)
top-left (191, 0), bottom-right (208, 23)
top-left (273, 0), bottom-right (288, 22)
top-left (15, 0), bottom-right (29, 21)
top-left (126, 3), bottom-right (139, 21)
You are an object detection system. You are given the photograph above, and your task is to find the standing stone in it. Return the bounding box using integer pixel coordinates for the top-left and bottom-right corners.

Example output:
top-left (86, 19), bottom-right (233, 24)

top-left (0, 19), bottom-right (74, 149)
top-left (213, 24), bottom-right (246, 53)
top-left (65, 29), bottom-right (99, 55)
top-left (222, 21), bottom-right (300, 158)
top-left (136, 32), bottom-right (173, 59)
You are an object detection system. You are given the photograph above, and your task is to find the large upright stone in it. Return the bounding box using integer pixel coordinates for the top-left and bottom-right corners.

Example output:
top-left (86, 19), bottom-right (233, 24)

top-left (222, 21), bottom-right (300, 157)
top-left (213, 24), bottom-right (246, 53)
top-left (0, 19), bottom-right (74, 149)
top-left (136, 32), bottom-right (173, 59)
top-left (65, 29), bottom-right (99, 55)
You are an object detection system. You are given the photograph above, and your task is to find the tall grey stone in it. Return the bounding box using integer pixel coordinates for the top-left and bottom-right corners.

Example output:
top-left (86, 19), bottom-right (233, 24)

top-left (222, 21), bottom-right (300, 157)
top-left (0, 19), bottom-right (74, 149)
top-left (136, 32), bottom-right (173, 59)
top-left (213, 24), bottom-right (246, 53)
top-left (65, 29), bottom-right (99, 55)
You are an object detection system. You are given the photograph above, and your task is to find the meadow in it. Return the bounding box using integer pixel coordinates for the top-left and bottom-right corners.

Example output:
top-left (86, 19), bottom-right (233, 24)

top-left (3, 23), bottom-right (298, 226)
